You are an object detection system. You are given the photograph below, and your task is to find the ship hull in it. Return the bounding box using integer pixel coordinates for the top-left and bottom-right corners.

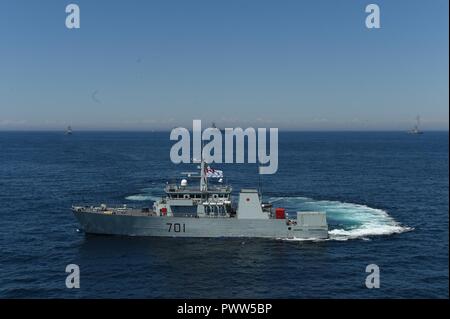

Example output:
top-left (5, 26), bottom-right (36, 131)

top-left (73, 211), bottom-right (328, 239)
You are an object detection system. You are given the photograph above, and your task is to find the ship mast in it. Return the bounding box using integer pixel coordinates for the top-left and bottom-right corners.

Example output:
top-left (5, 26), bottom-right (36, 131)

top-left (200, 141), bottom-right (208, 192)
top-left (258, 165), bottom-right (263, 202)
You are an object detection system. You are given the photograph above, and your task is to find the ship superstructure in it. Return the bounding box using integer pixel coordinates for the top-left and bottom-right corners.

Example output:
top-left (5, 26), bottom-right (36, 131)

top-left (408, 116), bottom-right (424, 134)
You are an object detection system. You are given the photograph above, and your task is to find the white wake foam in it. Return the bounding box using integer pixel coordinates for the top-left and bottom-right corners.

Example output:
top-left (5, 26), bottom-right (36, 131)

top-left (125, 194), bottom-right (160, 201)
top-left (125, 187), bottom-right (162, 202)
top-left (269, 196), bottom-right (413, 241)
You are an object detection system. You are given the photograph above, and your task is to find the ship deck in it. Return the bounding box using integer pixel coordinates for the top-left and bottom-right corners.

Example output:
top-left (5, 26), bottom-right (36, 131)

top-left (72, 206), bottom-right (157, 217)
top-left (72, 205), bottom-right (236, 218)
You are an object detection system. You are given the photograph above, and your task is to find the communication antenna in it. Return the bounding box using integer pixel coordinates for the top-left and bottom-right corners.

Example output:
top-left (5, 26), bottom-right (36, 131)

top-left (258, 164), bottom-right (263, 202)
top-left (200, 139), bottom-right (208, 192)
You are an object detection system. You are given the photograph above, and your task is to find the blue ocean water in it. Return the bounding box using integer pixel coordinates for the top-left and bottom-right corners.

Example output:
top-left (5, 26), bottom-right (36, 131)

top-left (0, 131), bottom-right (448, 298)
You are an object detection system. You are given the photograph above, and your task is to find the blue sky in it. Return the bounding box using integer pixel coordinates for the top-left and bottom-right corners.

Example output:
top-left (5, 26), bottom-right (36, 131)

top-left (0, 0), bottom-right (448, 130)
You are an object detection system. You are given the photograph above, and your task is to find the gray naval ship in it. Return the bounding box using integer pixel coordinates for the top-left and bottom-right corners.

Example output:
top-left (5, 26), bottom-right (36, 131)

top-left (72, 157), bottom-right (329, 240)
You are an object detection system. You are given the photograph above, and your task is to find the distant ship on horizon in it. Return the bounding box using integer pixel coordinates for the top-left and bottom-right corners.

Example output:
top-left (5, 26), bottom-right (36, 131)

top-left (65, 126), bottom-right (73, 135)
top-left (408, 116), bottom-right (423, 135)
